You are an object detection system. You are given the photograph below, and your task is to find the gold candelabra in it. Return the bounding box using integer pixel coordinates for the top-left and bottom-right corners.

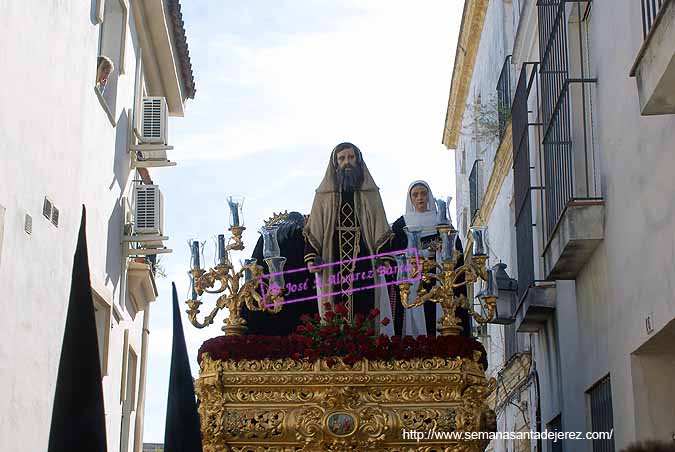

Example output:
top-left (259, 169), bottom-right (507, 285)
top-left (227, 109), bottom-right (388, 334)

top-left (398, 225), bottom-right (497, 336)
top-left (185, 203), bottom-right (289, 336)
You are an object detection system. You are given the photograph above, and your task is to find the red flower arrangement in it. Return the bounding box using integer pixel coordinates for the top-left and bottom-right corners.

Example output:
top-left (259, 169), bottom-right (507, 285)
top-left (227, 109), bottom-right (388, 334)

top-left (198, 302), bottom-right (488, 369)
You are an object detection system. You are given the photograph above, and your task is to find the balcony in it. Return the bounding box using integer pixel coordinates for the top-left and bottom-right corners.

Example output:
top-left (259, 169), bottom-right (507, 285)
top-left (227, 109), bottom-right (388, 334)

top-left (538, 0), bottom-right (603, 279)
top-left (543, 200), bottom-right (604, 280)
top-left (631, 0), bottom-right (675, 115)
top-left (515, 281), bottom-right (556, 333)
top-left (127, 260), bottom-right (158, 312)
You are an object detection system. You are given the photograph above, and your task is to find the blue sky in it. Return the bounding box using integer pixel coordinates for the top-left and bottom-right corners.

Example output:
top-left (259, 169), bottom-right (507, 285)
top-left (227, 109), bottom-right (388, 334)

top-left (144, 1), bottom-right (461, 442)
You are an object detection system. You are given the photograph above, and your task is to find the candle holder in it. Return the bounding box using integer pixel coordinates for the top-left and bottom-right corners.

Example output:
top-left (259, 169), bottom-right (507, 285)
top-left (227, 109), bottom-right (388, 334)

top-left (185, 203), bottom-right (286, 336)
top-left (398, 224), bottom-right (497, 336)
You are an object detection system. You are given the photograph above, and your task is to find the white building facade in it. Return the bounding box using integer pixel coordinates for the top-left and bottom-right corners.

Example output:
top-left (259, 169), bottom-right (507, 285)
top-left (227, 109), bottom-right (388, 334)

top-left (0, 1), bottom-right (195, 452)
top-left (444, 1), bottom-right (675, 451)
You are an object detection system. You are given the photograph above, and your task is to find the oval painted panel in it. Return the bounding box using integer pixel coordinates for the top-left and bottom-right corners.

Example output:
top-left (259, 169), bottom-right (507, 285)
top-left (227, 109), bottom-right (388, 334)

top-left (326, 412), bottom-right (356, 437)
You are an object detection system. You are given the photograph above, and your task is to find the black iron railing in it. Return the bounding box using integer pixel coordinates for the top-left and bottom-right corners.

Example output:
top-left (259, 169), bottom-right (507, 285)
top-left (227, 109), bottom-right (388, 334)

top-left (469, 159), bottom-right (484, 222)
top-left (512, 63), bottom-right (539, 299)
top-left (588, 376), bottom-right (616, 452)
top-left (537, 0), bottom-right (598, 239)
top-left (641, 0), bottom-right (668, 39)
top-left (497, 55), bottom-right (514, 140)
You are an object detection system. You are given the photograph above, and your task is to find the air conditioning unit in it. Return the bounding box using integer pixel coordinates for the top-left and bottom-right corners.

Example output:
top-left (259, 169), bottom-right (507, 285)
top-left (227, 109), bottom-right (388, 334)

top-left (133, 184), bottom-right (163, 236)
top-left (140, 97), bottom-right (168, 145)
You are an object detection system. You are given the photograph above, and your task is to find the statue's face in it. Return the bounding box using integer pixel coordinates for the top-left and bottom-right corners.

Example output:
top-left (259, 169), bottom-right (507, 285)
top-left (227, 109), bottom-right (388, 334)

top-left (410, 184), bottom-right (429, 212)
top-left (336, 148), bottom-right (357, 170)
top-left (335, 147), bottom-right (363, 192)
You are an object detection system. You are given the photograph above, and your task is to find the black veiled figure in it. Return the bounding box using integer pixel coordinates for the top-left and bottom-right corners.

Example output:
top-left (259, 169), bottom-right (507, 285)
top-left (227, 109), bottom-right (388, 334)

top-left (240, 212), bottom-right (318, 336)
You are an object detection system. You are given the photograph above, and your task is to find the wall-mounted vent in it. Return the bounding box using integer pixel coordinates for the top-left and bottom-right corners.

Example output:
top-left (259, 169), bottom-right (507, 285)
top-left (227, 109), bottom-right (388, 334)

top-left (51, 206), bottom-right (60, 227)
top-left (140, 97), bottom-right (168, 145)
top-left (133, 184), bottom-right (163, 235)
top-left (24, 214), bottom-right (32, 235)
top-left (43, 198), bottom-right (52, 219)
top-left (42, 197), bottom-right (60, 227)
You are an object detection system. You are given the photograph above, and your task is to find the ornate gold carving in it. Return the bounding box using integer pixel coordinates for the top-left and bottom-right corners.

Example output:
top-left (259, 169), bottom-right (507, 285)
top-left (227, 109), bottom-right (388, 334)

top-left (185, 231), bottom-right (286, 335)
top-left (264, 211), bottom-right (289, 227)
top-left (195, 354), bottom-right (495, 451)
top-left (399, 231), bottom-right (497, 336)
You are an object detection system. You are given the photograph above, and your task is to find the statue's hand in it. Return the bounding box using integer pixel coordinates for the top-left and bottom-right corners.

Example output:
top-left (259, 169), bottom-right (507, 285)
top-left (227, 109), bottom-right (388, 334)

top-left (307, 260), bottom-right (320, 274)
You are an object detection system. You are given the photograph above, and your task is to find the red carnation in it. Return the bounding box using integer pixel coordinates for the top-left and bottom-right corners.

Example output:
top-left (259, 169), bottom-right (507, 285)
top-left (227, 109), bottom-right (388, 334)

top-left (325, 311), bottom-right (335, 321)
top-left (291, 352), bottom-right (301, 360)
top-left (334, 303), bottom-right (348, 316)
top-left (375, 335), bottom-right (390, 347)
top-left (300, 314), bottom-right (311, 323)
top-left (365, 328), bottom-right (376, 337)
top-left (381, 317), bottom-right (391, 326)
top-left (368, 308), bottom-right (380, 320)
top-left (296, 325), bottom-right (306, 333)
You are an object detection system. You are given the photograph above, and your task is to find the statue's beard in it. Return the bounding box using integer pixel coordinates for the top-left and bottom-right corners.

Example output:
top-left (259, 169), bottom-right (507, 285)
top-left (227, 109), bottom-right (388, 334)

top-left (337, 164), bottom-right (364, 192)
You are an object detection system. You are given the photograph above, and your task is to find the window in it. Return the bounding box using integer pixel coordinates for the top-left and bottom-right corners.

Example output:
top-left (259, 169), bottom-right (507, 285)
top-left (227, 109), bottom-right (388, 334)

top-left (587, 375), bottom-right (615, 452)
top-left (547, 414), bottom-right (563, 452)
top-left (95, 0), bottom-right (129, 124)
top-left (469, 159), bottom-right (484, 222)
top-left (92, 290), bottom-right (112, 376)
top-left (496, 55), bottom-right (513, 140)
top-left (460, 146), bottom-right (466, 174)
top-left (120, 342), bottom-right (138, 452)
top-left (537, 0), bottom-right (599, 240)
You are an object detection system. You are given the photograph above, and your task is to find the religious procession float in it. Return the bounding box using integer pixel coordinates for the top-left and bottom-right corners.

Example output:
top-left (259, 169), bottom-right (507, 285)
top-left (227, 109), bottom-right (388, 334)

top-left (185, 144), bottom-right (503, 451)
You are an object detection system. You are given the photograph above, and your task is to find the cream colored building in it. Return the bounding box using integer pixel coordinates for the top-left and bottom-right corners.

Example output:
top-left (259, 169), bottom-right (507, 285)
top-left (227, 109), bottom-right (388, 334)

top-left (0, 1), bottom-right (195, 451)
top-left (444, 1), bottom-right (675, 451)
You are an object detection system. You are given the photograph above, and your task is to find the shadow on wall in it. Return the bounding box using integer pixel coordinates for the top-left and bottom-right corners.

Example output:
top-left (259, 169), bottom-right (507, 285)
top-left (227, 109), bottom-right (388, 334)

top-left (104, 198), bottom-right (123, 298)
top-left (110, 108), bottom-right (131, 192)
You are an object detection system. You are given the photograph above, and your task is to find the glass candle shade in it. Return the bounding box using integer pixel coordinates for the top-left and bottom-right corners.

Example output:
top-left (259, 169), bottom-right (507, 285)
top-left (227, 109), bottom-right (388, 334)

top-left (403, 226), bottom-right (423, 258)
top-left (395, 254), bottom-right (411, 280)
top-left (436, 197), bottom-right (450, 225)
top-left (260, 225), bottom-right (281, 258)
top-left (479, 266), bottom-right (499, 300)
top-left (470, 227), bottom-right (487, 257)
top-left (189, 239), bottom-right (204, 270)
top-left (188, 270), bottom-right (198, 300)
top-left (227, 196), bottom-right (244, 228)
top-left (440, 229), bottom-right (459, 264)
top-left (243, 258), bottom-right (257, 283)
top-left (216, 234), bottom-right (227, 265)
top-left (264, 256), bottom-right (287, 295)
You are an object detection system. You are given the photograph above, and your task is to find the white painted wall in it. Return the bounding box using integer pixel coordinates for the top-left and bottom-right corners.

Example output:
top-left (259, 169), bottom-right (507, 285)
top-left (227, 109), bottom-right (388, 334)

top-left (0, 2), bottom-right (151, 452)
top-left (453, 0), bottom-right (675, 450)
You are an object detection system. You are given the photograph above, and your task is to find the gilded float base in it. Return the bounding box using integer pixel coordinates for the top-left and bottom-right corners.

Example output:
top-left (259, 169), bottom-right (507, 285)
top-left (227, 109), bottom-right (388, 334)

top-left (195, 354), bottom-right (497, 452)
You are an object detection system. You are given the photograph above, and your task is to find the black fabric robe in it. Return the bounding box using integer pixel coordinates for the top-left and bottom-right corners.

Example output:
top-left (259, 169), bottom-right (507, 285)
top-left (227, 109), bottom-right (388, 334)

top-left (390, 216), bottom-right (472, 337)
top-left (240, 221), bottom-right (318, 336)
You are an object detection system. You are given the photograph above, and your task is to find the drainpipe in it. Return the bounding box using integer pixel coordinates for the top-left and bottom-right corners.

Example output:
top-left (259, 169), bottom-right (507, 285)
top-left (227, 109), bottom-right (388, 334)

top-left (534, 366), bottom-right (542, 451)
top-left (133, 302), bottom-right (151, 452)
top-left (531, 335), bottom-right (543, 452)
